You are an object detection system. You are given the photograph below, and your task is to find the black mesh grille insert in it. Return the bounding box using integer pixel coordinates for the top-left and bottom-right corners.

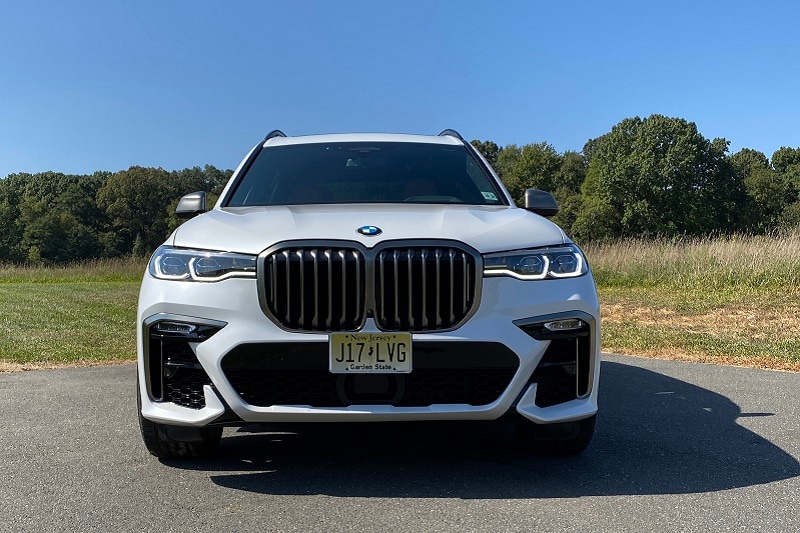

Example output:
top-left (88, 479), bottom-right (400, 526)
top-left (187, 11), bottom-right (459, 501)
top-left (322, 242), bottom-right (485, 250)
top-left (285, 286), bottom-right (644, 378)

top-left (165, 368), bottom-right (210, 409)
top-left (515, 315), bottom-right (594, 408)
top-left (530, 338), bottom-right (581, 408)
top-left (146, 321), bottom-right (222, 410)
top-left (221, 342), bottom-right (518, 408)
top-left (149, 338), bottom-right (212, 410)
top-left (398, 368), bottom-right (514, 406)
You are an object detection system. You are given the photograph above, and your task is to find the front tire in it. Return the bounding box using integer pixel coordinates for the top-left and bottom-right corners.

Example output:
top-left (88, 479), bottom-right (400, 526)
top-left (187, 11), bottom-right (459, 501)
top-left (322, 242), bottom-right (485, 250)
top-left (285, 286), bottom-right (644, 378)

top-left (137, 380), bottom-right (222, 459)
top-left (515, 414), bottom-right (596, 455)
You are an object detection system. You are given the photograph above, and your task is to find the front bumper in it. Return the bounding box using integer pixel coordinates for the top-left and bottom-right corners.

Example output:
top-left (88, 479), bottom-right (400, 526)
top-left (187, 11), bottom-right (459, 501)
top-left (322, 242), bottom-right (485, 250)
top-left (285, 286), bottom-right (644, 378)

top-left (137, 275), bottom-right (600, 426)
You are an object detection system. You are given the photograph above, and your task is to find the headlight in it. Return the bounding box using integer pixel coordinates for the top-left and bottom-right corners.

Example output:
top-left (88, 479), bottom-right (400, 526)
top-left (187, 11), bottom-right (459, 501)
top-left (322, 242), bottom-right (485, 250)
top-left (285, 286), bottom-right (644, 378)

top-left (483, 244), bottom-right (586, 280)
top-left (149, 246), bottom-right (257, 282)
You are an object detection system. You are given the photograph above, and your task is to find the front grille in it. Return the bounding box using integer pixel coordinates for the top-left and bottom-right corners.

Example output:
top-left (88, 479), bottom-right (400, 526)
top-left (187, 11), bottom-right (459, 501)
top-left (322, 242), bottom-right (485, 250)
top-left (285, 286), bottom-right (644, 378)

top-left (259, 241), bottom-right (479, 333)
top-left (220, 342), bottom-right (518, 408)
top-left (375, 247), bottom-right (476, 331)
top-left (263, 247), bottom-right (365, 331)
top-left (399, 368), bottom-right (515, 406)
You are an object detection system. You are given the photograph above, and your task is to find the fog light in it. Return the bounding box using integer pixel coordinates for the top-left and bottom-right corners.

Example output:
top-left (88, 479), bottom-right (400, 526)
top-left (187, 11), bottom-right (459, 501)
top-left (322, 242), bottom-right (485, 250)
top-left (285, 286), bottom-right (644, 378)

top-left (155, 322), bottom-right (196, 334)
top-left (543, 319), bottom-right (585, 331)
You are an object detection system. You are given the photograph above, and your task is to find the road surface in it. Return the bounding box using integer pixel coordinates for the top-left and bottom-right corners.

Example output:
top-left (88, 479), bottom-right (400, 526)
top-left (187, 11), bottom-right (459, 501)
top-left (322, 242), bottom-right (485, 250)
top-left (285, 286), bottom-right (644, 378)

top-left (1, 354), bottom-right (798, 532)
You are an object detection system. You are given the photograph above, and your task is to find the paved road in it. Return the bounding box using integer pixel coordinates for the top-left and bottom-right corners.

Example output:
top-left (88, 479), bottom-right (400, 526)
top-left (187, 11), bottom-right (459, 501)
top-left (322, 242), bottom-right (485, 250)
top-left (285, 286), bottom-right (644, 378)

top-left (1, 354), bottom-right (798, 532)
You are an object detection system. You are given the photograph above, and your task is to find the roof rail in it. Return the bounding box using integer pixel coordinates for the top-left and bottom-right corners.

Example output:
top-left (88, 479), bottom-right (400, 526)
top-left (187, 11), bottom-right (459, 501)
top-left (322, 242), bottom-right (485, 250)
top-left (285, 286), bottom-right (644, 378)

top-left (438, 129), bottom-right (465, 141)
top-left (263, 130), bottom-right (287, 141)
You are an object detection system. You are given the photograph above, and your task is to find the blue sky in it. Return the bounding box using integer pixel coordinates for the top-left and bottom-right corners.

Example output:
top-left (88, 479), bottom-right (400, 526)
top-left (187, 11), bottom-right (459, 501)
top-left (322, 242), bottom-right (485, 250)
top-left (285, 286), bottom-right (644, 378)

top-left (1, 1), bottom-right (799, 179)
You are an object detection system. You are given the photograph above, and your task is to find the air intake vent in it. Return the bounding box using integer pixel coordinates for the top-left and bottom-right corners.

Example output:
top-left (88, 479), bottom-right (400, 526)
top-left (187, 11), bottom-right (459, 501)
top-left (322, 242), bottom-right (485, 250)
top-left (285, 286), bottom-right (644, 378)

top-left (145, 317), bottom-right (224, 409)
top-left (259, 241), bottom-right (480, 333)
top-left (375, 247), bottom-right (476, 331)
top-left (263, 246), bottom-right (365, 331)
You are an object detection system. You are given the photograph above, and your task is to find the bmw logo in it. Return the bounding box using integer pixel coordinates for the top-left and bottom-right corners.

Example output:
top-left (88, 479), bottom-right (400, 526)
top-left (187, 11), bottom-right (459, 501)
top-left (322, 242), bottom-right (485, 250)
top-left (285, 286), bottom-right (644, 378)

top-left (357, 225), bottom-right (382, 236)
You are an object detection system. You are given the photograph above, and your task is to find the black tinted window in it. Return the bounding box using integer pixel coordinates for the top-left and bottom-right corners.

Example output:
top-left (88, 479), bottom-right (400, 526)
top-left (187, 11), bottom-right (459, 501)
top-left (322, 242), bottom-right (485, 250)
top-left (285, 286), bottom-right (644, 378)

top-left (226, 142), bottom-right (506, 206)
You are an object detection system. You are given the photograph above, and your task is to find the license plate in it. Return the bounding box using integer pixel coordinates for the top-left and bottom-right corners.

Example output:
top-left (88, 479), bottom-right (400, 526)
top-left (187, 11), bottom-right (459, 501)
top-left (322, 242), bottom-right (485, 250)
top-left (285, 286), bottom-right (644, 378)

top-left (329, 332), bottom-right (412, 373)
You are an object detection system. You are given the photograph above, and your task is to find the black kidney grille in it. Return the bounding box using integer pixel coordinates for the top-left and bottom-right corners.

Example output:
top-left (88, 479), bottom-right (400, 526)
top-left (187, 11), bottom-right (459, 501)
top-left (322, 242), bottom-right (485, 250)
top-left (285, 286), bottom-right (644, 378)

top-left (264, 247), bottom-right (365, 331)
top-left (262, 243), bottom-right (478, 332)
top-left (375, 247), bottom-right (476, 331)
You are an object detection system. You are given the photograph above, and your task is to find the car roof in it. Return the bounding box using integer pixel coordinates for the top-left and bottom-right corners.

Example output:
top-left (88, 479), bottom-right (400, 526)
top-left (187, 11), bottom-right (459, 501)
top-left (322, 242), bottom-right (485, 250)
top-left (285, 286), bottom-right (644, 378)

top-left (262, 132), bottom-right (464, 147)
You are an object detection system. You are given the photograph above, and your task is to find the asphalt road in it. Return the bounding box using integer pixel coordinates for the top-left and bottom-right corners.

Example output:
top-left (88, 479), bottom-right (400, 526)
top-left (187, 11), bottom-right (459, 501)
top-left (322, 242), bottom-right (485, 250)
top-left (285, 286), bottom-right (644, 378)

top-left (1, 354), bottom-right (798, 532)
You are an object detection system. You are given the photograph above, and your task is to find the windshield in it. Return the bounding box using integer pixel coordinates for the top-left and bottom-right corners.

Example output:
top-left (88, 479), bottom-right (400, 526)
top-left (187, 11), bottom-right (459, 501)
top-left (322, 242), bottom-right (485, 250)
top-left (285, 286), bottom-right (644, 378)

top-left (225, 142), bottom-right (507, 207)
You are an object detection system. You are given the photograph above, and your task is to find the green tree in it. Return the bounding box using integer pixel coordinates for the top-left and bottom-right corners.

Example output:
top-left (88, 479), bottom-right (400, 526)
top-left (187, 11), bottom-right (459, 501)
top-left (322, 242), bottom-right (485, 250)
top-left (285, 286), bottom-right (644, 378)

top-left (779, 201), bottom-right (800, 230)
top-left (571, 163), bottom-right (620, 241)
top-left (494, 142), bottom-right (561, 205)
top-left (18, 197), bottom-right (100, 263)
top-left (0, 198), bottom-right (24, 261)
top-left (164, 165), bottom-right (232, 234)
top-left (730, 148), bottom-right (770, 179)
top-left (0, 165), bottom-right (232, 262)
top-left (550, 151), bottom-right (587, 232)
top-left (0, 170), bottom-right (112, 262)
top-left (771, 147), bottom-right (800, 174)
top-left (170, 165), bottom-right (230, 198)
top-left (574, 115), bottom-right (745, 239)
top-left (743, 168), bottom-right (793, 232)
top-left (582, 135), bottom-right (606, 163)
top-left (771, 147), bottom-right (800, 206)
top-left (731, 148), bottom-right (794, 232)
top-left (97, 166), bottom-right (172, 256)
top-left (470, 140), bottom-right (502, 169)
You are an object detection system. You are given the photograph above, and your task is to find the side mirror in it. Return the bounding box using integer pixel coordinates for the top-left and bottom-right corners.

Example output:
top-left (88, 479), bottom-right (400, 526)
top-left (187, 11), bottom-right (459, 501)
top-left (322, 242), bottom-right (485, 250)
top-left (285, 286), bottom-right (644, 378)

top-left (524, 188), bottom-right (559, 217)
top-left (176, 191), bottom-right (208, 219)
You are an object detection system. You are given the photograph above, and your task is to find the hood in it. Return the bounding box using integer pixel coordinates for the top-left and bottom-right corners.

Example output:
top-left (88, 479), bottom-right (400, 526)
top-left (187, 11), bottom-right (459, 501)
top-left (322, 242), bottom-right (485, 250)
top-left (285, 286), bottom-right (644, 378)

top-left (170, 204), bottom-right (567, 255)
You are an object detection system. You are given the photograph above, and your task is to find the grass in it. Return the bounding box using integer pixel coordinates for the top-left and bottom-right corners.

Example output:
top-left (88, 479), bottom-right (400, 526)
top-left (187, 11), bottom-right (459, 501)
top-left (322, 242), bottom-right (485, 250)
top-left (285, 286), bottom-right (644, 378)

top-left (0, 257), bottom-right (146, 284)
top-left (0, 258), bottom-right (146, 371)
top-left (583, 232), bottom-right (800, 371)
top-left (586, 233), bottom-right (800, 290)
top-left (1, 236), bottom-right (799, 372)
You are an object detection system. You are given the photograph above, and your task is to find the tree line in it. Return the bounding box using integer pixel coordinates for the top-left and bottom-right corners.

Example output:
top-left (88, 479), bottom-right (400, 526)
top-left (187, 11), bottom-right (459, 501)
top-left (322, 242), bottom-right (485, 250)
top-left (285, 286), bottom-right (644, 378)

top-left (472, 114), bottom-right (800, 241)
top-left (0, 166), bottom-right (230, 263)
top-left (1, 114), bottom-right (799, 264)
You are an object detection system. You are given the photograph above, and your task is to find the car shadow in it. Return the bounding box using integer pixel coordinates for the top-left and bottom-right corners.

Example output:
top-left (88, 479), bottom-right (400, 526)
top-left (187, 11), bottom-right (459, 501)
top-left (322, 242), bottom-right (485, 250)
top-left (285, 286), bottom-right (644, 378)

top-left (163, 360), bottom-right (800, 498)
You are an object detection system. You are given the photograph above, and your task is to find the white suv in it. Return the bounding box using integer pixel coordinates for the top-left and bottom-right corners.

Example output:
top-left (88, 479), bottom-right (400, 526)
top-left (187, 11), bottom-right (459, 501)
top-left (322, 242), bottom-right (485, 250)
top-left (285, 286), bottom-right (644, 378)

top-left (137, 130), bottom-right (600, 458)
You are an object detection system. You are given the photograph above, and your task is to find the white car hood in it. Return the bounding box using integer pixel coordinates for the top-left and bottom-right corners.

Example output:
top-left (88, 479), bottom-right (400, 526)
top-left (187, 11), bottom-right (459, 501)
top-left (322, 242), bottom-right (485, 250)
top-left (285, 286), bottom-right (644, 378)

top-left (170, 204), bottom-right (567, 255)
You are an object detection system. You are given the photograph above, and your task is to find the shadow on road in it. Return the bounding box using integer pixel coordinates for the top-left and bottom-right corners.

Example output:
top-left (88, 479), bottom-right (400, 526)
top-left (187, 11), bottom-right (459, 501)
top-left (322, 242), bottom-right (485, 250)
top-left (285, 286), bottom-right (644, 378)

top-left (165, 360), bottom-right (800, 498)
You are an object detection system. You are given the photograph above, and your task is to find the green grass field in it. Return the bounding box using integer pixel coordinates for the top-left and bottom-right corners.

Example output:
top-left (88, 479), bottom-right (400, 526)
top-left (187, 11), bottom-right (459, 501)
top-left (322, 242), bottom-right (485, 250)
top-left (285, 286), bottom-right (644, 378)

top-left (1, 235), bottom-right (799, 372)
top-left (0, 259), bottom-right (145, 370)
top-left (584, 233), bottom-right (800, 371)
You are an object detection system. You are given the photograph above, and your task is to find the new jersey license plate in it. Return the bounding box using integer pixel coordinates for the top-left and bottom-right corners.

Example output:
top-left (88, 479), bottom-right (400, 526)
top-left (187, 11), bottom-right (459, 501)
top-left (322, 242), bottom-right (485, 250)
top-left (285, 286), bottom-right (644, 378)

top-left (329, 332), bottom-right (412, 373)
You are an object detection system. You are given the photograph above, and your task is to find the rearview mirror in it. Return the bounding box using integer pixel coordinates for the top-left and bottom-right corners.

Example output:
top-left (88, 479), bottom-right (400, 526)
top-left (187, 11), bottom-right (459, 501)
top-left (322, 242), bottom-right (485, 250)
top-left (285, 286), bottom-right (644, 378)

top-left (175, 191), bottom-right (207, 219)
top-left (523, 189), bottom-right (559, 217)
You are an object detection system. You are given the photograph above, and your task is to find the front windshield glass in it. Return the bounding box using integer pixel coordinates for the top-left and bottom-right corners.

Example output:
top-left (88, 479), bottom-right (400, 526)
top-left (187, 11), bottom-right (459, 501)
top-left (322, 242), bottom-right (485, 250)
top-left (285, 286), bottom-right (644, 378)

top-left (225, 142), bottom-right (507, 207)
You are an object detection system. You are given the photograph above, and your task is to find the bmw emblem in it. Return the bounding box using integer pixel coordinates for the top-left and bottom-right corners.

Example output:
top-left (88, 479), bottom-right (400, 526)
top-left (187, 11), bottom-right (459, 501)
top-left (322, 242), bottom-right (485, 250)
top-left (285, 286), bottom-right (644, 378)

top-left (357, 225), bottom-right (382, 236)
